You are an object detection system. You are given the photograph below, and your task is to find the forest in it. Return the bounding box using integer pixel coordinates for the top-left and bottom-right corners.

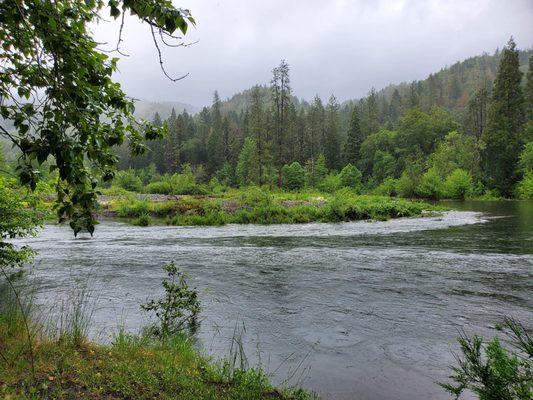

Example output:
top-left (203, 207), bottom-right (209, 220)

top-left (108, 41), bottom-right (533, 201)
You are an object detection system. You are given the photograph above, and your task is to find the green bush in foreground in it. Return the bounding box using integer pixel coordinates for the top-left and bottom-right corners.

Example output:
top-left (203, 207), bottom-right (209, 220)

top-left (516, 170), bottom-right (533, 199)
top-left (440, 318), bottom-right (532, 400)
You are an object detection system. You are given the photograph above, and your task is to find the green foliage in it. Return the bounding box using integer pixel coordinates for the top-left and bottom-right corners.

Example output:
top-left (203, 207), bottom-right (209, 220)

top-left (318, 174), bottom-right (341, 193)
top-left (338, 164), bottom-right (362, 189)
top-left (305, 154), bottom-right (328, 187)
top-left (516, 171), bottom-right (533, 199)
top-left (0, 178), bottom-right (41, 268)
top-left (397, 107), bottom-right (458, 158)
top-left (145, 180), bottom-right (173, 195)
top-left (373, 177), bottom-right (399, 197)
top-left (0, 293), bottom-right (312, 400)
top-left (114, 170), bottom-right (143, 192)
top-left (282, 162), bottom-right (306, 190)
top-left (236, 138), bottom-right (259, 186)
top-left (141, 262), bottom-right (201, 337)
top-left (133, 213), bottom-right (151, 227)
top-left (344, 106), bottom-right (363, 165)
top-left (440, 318), bottom-right (532, 400)
top-left (518, 142), bottom-right (533, 171)
top-left (0, 0), bottom-right (195, 234)
top-left (359, 129), bottom-right (398, 179)
top-left (445, 169), bottom-right (473, 200)
top-left (396, 165), bottom-right (422, 198)
top-left (416, 168), bottom-right (445, 199)
top-left (482, 38), bottom-right (526, 197)
top-left (430, 131), bottom-right (480, 178)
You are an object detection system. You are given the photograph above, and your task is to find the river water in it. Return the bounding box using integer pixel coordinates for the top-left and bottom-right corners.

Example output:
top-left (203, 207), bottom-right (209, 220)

top-left (13, 201), bottom-right (533, 400)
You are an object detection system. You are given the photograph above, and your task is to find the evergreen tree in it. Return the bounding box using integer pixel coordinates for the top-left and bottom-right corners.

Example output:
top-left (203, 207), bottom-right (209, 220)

top-left (467, 80), bottom-right (490, 142)
top-left (207, 91), bottom-right (224, 174)
top-left (236, 137), bottom-right (259, 186)
top-left (481, 38), bottom-right (525, 196)
top-left (525, 55), bottom-right (533, 120)
top-left (249, 86), bottom-right (267, 184)
top-left (271, 60), bottom-right (291, 187)
top-left (308, 95), bottom-right (325, 161)
top-left (408, 83), bottom-right (419, 108)
top-left (389, 89), bottom-right (403, 122)
top-left (344, 106), bottom-right (363, 166)
top-left (324, 95), bottom-right (341, 170)
top-left (364, 88), bottom-right (380, 136)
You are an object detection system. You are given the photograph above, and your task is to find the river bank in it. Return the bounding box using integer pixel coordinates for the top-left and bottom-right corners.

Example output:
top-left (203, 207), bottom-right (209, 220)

top-left (0, 286), bottom-right (313, 400)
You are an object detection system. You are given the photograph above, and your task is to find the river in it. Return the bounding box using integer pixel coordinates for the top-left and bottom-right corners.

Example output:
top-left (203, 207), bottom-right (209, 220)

top-left (12, 201), bottom-right (533, 400)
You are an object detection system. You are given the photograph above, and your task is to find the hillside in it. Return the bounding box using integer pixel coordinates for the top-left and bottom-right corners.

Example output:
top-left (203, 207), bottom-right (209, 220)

top-left (133, 100), bottom-right (199, 120)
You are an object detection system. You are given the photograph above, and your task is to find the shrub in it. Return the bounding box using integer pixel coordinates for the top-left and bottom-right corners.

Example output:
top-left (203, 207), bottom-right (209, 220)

top-left (439, 318), bottom-right (532, 400)
top-left (305, 154), bottom-right (328, 187)
top-left (133, 213), bottom-right (151, 227)
top-left (145, 181), bottom-right (173, 195)
top-left (516, 170), bottom-right (533, 199)
top-left (518, 142), bottom-right (533, 171)
top-left (416, 168), bottom-right (444, 199)
top-left (114, 199), bottom-right (150, 218)
top-left (444, 168), bottom-right (472, 200)
top-left (281, 162), bottom-right (306, 191)
top-left (141, 262), bottom-right (201, 337)
top-left (318, 173), bottom-right (341, 193)
top-left (373, 177), bottom-right (398, 197)
top-left (397, 170), bottom-right (418, 198)
top-left (338, 164), bottom-right (362, 189)
top-left (115, 170), bottom-right (143, 192)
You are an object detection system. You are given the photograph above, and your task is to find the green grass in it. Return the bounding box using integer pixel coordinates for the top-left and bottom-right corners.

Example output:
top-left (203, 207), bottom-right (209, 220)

top-left (106, 188), bottom-right (441, 227)
top-left (0, 287), bottom-right (314, 400)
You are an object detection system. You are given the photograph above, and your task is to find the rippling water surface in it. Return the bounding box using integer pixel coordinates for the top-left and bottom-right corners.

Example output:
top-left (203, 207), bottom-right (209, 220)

top-left (14, 201), bottom-right (533, 400)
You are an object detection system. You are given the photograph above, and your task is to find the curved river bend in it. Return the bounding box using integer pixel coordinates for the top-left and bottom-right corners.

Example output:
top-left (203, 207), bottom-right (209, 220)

top-left (14, 201), bottom-right (533, 400)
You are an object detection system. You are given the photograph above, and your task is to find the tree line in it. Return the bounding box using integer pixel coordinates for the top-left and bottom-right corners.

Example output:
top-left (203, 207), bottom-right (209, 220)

top-left (106, 39), bottom-right (533, 198)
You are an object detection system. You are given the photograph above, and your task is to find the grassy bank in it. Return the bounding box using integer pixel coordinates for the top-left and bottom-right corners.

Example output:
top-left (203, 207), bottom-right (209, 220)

top-left (103, 187), bottom-right (441, 227)
top-left (0, 288), bottom-right (313, 400)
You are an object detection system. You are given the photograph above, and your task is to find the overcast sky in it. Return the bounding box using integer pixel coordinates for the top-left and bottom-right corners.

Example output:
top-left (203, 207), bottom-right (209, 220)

top-left (93, 0), bottom-right (533, 107)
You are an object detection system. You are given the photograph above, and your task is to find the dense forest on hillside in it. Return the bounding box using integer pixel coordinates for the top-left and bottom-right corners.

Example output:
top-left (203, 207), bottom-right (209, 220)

top-left (108, 41), bottom-right (532, 200)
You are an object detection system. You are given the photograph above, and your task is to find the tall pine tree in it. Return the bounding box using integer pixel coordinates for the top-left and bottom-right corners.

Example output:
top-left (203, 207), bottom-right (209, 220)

top-left (324, 95), bottom-right (341, 170)
top-left (344, 105), bottom-right (363, 166)
top-left (481, 38), bottom-right (525, 196)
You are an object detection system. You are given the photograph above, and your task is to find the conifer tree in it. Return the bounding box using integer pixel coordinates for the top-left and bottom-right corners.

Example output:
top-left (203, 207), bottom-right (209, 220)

top-left (236, 137), bottom-right (259, 186)
top-left (344, 106), bottom-right (363, 166)
top-left (207, 91), bottom-right (224, 174)
top-left (249, 86), bottom-right (267, 184)
top-left (525, 55), bottom-right (533, 121)
top-left (308, 95), bottom-right (325, 161)
top-left (481, 38), bottom-right (525, 196)
top-left (365, 88), bottom-right (380, 136)
top-left (324, 95), bottom-right (341, 170)
top-left (271, 60), bottom-right (291, 187)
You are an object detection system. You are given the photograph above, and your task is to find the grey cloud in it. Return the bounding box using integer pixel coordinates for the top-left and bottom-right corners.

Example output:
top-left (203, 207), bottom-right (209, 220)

top-left (93, 0), bottom-right (533, 107)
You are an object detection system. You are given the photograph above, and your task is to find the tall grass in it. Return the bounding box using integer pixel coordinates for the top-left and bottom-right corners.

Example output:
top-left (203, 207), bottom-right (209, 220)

top-left (0, 271), bottom-right (314, 399)
top-left (110, 189), bottom-right (439, 227)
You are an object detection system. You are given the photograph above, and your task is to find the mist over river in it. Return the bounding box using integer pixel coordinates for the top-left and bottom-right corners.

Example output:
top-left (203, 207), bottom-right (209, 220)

top-left (13, 201), bottom-right (533, 400)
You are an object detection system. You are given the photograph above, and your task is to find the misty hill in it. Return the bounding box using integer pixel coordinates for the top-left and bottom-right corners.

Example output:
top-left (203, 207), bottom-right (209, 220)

top-left (366, 48), bottom-right (533, 114)
top-left (133, 100), bottom-right (199, 120)
top-left (206, 48), bottom-right (533, 121)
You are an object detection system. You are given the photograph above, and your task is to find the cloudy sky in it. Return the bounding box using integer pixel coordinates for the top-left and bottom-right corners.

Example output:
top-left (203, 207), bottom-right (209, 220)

top-left (94, 0), bottom-right (533, 107)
